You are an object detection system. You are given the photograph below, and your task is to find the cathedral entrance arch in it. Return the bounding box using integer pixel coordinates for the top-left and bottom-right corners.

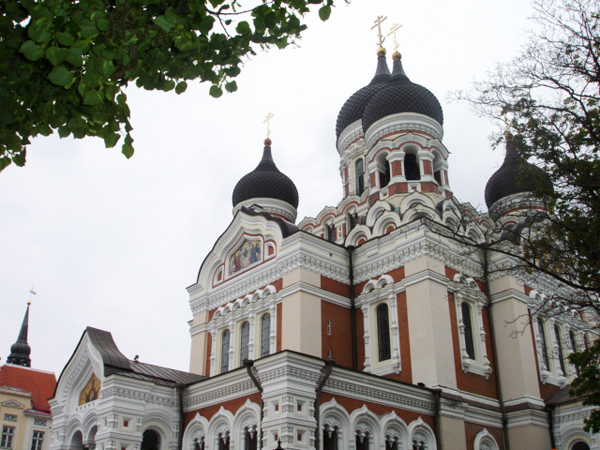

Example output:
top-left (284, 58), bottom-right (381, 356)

top-left (70, 431), bottom-right (84, 450)
top-left (571, 442), bottom-right (591, 450)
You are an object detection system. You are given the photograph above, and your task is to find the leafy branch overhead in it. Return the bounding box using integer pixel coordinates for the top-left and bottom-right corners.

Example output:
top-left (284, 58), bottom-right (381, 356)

top-left (0, 0), bottom-right (336, 171)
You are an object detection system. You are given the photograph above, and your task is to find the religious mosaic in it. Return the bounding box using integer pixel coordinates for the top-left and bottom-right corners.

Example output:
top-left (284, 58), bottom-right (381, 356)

top-left (229, 238), bottom-right (262, 275)
top-left (79, 373), bottom-right (101, 405)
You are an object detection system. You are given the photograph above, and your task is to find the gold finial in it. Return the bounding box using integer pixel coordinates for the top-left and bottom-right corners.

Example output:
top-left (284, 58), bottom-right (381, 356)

top-left (264, 112), bottom-right (274, 139)
top-left (387, 23), bottom-right (402, 53)
top-left (371, 16), bottom-right (388, 51)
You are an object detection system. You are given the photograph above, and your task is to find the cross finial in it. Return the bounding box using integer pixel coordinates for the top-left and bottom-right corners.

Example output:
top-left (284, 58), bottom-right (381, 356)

top-left (387, 23), bottom-right (402, 52)
top-left (264, 112), bottom-right (274, 138)
top-left (371, 16), bottom-right (388, 48)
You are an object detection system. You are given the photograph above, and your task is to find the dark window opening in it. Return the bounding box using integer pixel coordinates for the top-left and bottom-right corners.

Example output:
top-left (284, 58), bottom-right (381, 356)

top-left (240, 321), bottom-right (250, 365)
top-left (461, 303), bottom-right (475, 360)
top-left (434, 170), bottom-right (442, 185)
top-left (377, 304), bottom-right (391, 361)
top-left (244, 426), bottom-right (258, 450)
top-left (221, 330), bottom-right (230, 373)
top-left (404, 154), bottom-right (420, 181)
top-left (385, 436), bottom-right (399, 450)
top-left (537, 319), bottom-right (550, 370)
top-left (378, 158), bottom-right (390, 188)
top-left (355, 159), bottom-right (365, 195)
top-left (327, 224), bottom-right (336, 242)
top-left (141, 430), bottom-right (160, 450)
top-left (193, 436), bottom-right (206, 450)
top-left (261, 314), bottom-right (271, 357)
top-left (554, 325), bottom-right (566, 375)
top-left (323, 425), bottom-right (338, 450)
top-left (218, 431), bottom-right (230, 450)
top-left (356, 431), bottom-right (369, 450)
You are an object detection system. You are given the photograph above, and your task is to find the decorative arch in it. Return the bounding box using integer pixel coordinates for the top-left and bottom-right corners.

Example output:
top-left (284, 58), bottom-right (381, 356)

top-left (350, 405), bottom-right (381, 450)
top-left (208, 407), bottom-right (235, 450)
top-left (366, 201), bottom-right (392, 227)
top-left (346, 225), bottom-right (371, 247)
top-left (82, 413), bottom-right (99, 444)
top-left (141, 428), bottom-right (164, 450)
top-left (559, 426), bottom-right (592, 450)
top-left (362, 275), bottom-right (394, 295)
top-left (408, 418), bottom-right (436, 450)
top-left (473, 429), bottom-right (499, 450)
top-left (183, 413), bottom-right (210, 450)
top-left (233, 400), bottom-right (261, 450)
top-left (372, 212), bottom-right (401, 237)
top-left (381, 411), bottom-right (409, 450)
top-left (320, 399), bottom-right (351, 450)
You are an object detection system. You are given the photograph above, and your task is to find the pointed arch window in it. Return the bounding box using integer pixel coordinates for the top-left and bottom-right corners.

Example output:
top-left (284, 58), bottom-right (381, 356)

top-left (404, 154), bottom-right (420, 180)
top-left (240, 321), bottom-right (250, 365)
top-left (461, 303), bottom-right (476, 360)
top-left (376, 303), bottom-right (391, 362)
top-left (261, 314), bottom-right (271, 357)
top-left (220, 330), bottom-right (230, 373)
top-left (356, 159), bottom-right (365, 195)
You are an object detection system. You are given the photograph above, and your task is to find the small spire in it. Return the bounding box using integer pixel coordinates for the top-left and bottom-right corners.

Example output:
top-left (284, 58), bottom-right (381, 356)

top-left (7, 303), bottom-right (32, 367)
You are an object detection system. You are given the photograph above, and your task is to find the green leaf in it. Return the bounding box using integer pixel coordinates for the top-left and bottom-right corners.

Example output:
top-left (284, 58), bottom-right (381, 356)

top-left (116, 93), bottom-right (127, 105)
top-left (83, 90), bottom-right (104, 106)
top-left (209, 85), bottom-right (223, 98)
top-left (19, 40), bottom-right (44, 61)
top-left (236, 21), bottom-right (251, 35)
top-left (28, 17), bottom-right (52, 43)
top-left (55, 31), bottom-right (75, 47)
top-left (225, 81), bottom-right (237, 93)
top-left (58, 126), bottom-right (71, 138)
top-left (45, 46), bottom-right (70, 66)
top-left (318, 5), bottom-right (331, 21)
top-left (154, 15), bottom-right (172, 32)
top-left (163, 80), bottom-right (176, 91)
top-left (122, 143), bottom-right (134, 158)
top-left (0, 157), bottom-right (11, 172)
top-left (103, 131), bottom-right (120, 148)
top-left (66, 47), bottom-right (83, 66)
top-left (47, 65), bottom-right (74, 86)
top-left (175, 81), bottom-right (188, 94)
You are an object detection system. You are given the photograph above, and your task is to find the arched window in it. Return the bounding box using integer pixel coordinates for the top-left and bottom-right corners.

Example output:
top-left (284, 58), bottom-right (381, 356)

top-left (554, 325), bottom-right (566, 375)
top-left (378, 156), bottom-right (390, 188)
top-left (404, 153), bottom-right (420, 181)
top-left (570, 330), bottom-right (580, 376)
top-left (221, 330), bottom-right (230, 373)
top-left (327, 224), bottom-right (336, 242)
top-left (240, 321), bottom-right (250, 365)
top-left (355, 159), bottom-right (365, 195)
top-left (572, 441), bottom-right (591, 450)
top-left (355, 430), bottom-right (369, 450)
top-left (323, 425), bottom-right (338, 450)
top-left (261, 314), bottom-right (271, 357)
top-left (193, 437), bottom-right (206, 450)
top-left (537, 318), bottom-right (550, 370)
top-left (141, 430), bottom-right (160, 450)
top-left (376, 304), bottom-right (391, 362)
top-left (385, 435), bottom-right (399, 450)
top-left (462, 303), bottom-right (476, 360)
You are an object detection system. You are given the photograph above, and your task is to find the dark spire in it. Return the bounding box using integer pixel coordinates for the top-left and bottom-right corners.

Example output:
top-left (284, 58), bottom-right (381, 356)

top-left (7, 303), bottom-right (32, 367)
top-left (390, 51), bottom-right (409, 83)
top-left (372, 49), bottom-right (391, 82)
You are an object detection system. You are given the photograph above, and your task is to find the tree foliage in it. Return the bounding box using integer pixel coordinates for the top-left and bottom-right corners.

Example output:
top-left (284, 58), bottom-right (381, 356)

top-left (0, 0), bottom-right (335, 171)
top-left (454, 0), bottom-right (600, 431)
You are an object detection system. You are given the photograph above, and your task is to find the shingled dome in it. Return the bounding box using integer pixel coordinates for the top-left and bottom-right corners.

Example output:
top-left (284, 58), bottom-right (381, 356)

top-left (336, 52), bottom-right (391, 138)
top-left (484, 136), bottom-right (553, 208)
top-left (362, 55), bottom-right (443, 131)
top-left (232, 140), bottom-right (299, 209)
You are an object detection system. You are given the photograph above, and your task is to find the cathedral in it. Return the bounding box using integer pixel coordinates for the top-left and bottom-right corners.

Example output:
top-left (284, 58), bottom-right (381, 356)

top-left (48, 33), bottom-right (596, 450)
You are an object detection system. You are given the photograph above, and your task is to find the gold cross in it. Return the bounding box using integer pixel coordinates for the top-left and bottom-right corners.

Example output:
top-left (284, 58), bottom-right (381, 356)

top-left (387, 23), bottom-right (402, 52)
top-left (371, 16), bottom-right (388, 47)
top-left (264, 112), bottom-right (274, 138)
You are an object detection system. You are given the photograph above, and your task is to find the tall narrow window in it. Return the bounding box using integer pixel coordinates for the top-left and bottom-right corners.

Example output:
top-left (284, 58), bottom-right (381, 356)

top-left (141, 430), bottom-right (160, 450)
top-left (355, 159), bottom-right (365, 195)
top-left (31, 431), bottom-right (45, 450)
top-left (569, 330), bottom-right (579, 376)
top-left (240, 321), bottom-right (250, 365)
top-left (221, 330), bottom-right (230, 373)
top-left (404, 154), bottom-right (420, 180)
top-left (356, 430), bottom-right (369, 450)
top-left (1, 426), bottom-right (14, 448)
top-left (378, 157), bottom-right (390, 188)
top-left (537, 319), bottom-right (550, 370)
top-left (193, 437), bottom-right (206, 450)
top-left (376, 304), bottom-right (391, 361)
top-left (554, 325), bottom-right (566, 375)
top-left (385, 435), bottom-right (399, 450)
top-left (327, 224), bottom-right (336, 242)
top-left (323, 425), bottom-right (338, 450)
top-left (261, 314), bottom-right (271, 357)
top-left (461, 303), bottom-right (476, 360)
top-left (218, 431), bottom-right (230, 450)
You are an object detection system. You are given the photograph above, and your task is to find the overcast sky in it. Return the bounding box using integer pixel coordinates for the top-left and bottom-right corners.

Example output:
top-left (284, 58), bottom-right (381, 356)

top-left (0, 0), bottom-right (535, 377)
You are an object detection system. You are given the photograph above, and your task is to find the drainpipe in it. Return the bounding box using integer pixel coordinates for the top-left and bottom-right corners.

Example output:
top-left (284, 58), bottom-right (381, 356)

top-left (483, 247), bottom-right (510, 450)
top-left (347, 245), bottom-right (358, 370)
top-left (177, 384), bottom-right (185, 450)
top-left (314, 361), bottom-right (335, 450)
top-left (547, 405), bottom-right (556, 449)
top-left (432, 388), bottom-right (443, 450)
top-left (244, 361), bottom-right (264, 449)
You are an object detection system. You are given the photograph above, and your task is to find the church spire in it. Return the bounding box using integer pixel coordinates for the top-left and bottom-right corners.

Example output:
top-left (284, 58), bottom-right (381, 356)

top-left (7, 303), bottom-right (32, 367)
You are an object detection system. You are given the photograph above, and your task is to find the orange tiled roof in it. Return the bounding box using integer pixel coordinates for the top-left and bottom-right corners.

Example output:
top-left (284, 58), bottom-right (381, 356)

top-left (0, 365), bottom-right (56, 412)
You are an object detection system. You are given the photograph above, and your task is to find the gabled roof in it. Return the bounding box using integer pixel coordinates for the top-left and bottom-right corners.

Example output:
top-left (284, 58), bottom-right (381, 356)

top-left (0, 365), bottom-right (56, 413)
top-left (58, 327), bottom-right (205, 390)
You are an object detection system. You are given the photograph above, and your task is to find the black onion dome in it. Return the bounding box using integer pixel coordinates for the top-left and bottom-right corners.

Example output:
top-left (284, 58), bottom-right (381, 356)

top-left (484, 136), bottom-right (553, 208)
top-left (232, 140), bottom-right (299, 209)
top-left (362, 56), bottom-right (444, 131)
top-left (336, 52), bottom-right (391, 138)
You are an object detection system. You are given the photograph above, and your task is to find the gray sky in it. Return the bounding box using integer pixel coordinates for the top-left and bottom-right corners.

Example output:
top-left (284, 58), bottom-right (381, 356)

top-left (0, 0), bottom-right (534, 377)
